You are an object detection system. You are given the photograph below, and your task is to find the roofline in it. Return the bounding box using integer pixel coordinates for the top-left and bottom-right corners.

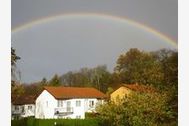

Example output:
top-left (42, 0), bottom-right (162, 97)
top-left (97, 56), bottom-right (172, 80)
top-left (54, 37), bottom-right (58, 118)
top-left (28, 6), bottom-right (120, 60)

top-left (12, 103), bottom-right (35, 105)
top-left (43, 86), bottom-right (108, 99)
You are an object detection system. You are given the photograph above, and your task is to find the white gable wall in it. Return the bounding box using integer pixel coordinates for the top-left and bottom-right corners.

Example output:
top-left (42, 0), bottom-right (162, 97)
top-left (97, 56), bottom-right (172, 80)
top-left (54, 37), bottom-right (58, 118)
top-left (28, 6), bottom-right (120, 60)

top-left (35, 90), bottom-right (57, 119)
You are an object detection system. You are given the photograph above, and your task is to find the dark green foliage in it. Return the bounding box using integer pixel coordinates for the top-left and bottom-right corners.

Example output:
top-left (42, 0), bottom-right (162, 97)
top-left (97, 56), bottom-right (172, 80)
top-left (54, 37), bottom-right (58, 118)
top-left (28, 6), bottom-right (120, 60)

top-left (60, 65), bottom-right (112, 93)
top-left (49, 74), bottom-right (61, 86)
top-left (11, 118), bottom-right (101, 126)
top-left (152, 49), bottom-right (178, 87)
top-left (11, 47), bottom-right (20, 66)
top-left (96, 91), bottom-right (176, 126)
top-left (40, 77), bottom-right (48, 86)
top-left (11, 47), bottom-right (21, 83)
top-left (115, 48), bottom-right (164, 87)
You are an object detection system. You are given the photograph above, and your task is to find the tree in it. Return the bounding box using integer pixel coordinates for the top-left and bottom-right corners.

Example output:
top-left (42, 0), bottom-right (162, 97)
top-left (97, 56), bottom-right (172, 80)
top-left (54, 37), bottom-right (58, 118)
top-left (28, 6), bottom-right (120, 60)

top-left (23, 83), bottom-right (41, 95)
top-left (97, 91), bottom-right (176, 126)
top-left (40, 77), bottom-right (48, 86)
top-left (115, 48), bottom-right (164, 87)
top-left (11, 82), bottom-right (25, 96)
top-left (152, 49), bottom-right (178, 87)
top-left (60, 65), bottom-right (112, 92)
top-left (11, 47), bottom-right (23, 97)
top-left (49, 74), bottom-right (61, 86)
top-left (11, 47), bottom-right (20, 66)
top-left (11, 47), bottom-right (21, 83)
top-left (91, 65), bottom-right (112, 92)
top-left (152, 49), bottom-right (178, 120)
top-left (106, 87), bottom-right (114, 96)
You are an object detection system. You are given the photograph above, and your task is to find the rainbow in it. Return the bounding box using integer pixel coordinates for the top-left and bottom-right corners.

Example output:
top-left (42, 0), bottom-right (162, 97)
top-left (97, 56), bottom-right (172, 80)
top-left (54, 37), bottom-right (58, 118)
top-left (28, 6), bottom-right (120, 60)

top-left (12, 13), bottom-right (177, 48)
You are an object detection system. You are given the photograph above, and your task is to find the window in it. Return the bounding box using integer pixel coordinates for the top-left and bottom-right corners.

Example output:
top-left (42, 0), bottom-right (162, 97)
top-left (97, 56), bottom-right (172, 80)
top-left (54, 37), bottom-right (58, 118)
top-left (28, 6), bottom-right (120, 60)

top-left (76, 115), bottom-right (81, 119)
top-left (57, 100), bottom-right (63, 107)
top-left (76, 100), bottom-right (81, 107)
top-left (89, 100), bottom-right (94, 108)
top-left (21, 106), bottom-right (25, 113)
top-left (15, 106), bottom-right (19, 111)
top-left (28, 105), bottom-right (32, 110)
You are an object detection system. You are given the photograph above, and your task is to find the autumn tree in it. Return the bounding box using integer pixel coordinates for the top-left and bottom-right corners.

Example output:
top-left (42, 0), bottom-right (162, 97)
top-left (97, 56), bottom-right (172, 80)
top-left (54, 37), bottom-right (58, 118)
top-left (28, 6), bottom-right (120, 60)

top-left (115, 48), bottom-right (164, 87)
top-left (152, 49), bottom-right (178, 87)
top-left (97, 91), bottom-right (176, 126)
top-left (152, 49), bottom-right (178, 122)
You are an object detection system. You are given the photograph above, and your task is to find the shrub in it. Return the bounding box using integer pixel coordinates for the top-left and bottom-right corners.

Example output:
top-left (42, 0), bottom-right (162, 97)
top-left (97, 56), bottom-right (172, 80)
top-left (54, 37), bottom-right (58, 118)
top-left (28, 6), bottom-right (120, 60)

top-left (96, 92), bottom-right (176, 126)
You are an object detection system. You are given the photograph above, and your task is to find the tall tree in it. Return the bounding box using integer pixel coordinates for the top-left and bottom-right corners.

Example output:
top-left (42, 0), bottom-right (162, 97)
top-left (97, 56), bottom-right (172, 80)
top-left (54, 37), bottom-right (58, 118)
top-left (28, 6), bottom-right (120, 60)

top-left (152, 49), bottom-right (178, 120)
top-left (152, 49), bottom-right (178, 87)
top-left (11, 47), bottom-right (21, 83)
top-left (49, 74), bottom-right (61, 86)
top-left (11, 47), bottom-right (23, 97)
top-left (115, 48), bottom-right (164, 87)
top-left (40, 77), bottom-right (48, 86)
top-left (60, 65), bottom-right (111, 92)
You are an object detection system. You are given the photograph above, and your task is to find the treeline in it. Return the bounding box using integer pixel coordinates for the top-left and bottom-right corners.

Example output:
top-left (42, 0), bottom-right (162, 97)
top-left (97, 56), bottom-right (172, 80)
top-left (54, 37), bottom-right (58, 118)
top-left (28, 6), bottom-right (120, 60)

top-left (12, 48), bottom-right (177, 96)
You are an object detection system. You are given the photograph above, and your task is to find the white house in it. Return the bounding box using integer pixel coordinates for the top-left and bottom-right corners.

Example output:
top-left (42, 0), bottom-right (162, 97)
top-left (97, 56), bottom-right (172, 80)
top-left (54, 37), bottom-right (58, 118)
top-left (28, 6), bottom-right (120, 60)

top-left (11, 95), bottom-right (35, 119)
top-left (35, 86), bottom-right (107, 119)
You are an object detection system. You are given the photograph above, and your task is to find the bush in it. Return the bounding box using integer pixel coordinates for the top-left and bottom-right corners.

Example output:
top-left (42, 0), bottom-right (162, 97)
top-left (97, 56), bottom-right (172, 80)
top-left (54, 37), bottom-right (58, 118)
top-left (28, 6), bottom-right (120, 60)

top-left (96, 92), bottom-right (176, 126)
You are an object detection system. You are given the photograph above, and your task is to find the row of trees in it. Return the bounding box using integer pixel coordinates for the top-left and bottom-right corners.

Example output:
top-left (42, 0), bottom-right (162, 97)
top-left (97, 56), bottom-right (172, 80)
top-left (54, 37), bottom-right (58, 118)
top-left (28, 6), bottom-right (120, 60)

top-left (11, 48), bottom-right (177, 95)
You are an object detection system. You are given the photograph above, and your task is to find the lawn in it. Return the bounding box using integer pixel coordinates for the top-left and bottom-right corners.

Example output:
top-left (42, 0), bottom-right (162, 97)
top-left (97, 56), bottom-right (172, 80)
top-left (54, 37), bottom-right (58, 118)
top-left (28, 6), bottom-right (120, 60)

top-left (11, 118), bottom-right (102, 126)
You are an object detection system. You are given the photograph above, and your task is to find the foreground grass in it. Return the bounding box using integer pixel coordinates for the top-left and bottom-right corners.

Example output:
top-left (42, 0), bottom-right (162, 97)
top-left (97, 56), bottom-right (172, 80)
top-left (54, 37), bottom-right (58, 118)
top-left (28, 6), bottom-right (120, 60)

top-left (12, 118), bottom-right (101, 126)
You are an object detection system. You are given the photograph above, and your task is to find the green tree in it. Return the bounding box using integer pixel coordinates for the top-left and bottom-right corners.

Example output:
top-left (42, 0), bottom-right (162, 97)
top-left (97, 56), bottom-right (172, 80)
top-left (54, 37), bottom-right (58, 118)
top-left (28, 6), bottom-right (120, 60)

top-left (152, 49), bottom-right (178, 87)
top-left (91, 65), bottom-right (111, 92)
top-left (49, 74), bottom-right (61, 86)
top-left (97, 91), bottom-right (176, 126)
top-left (152, 49), bottom-right (178, 121)
top-left (40, 77), bottom-right (48, 86)
top-left (11, 47), bottom-right (21, 83)
top-left (60, 65), bottom-right (112, 92)
top-left (106, 87), bottom-right (114, 96)
top-left (11, 47), bottom-right (20, 66)
top-left (11, 47), bottom-right (23, 97)
top-left (115, 48), bottom-right (164, 87)
top-left (11, 83), bottom-right (25, 96)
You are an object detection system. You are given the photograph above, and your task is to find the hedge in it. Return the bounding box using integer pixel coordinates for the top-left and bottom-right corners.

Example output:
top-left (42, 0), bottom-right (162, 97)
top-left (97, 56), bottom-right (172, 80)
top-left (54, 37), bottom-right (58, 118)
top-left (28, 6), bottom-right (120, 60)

top-left (11, 118), bottom-right (102, 126)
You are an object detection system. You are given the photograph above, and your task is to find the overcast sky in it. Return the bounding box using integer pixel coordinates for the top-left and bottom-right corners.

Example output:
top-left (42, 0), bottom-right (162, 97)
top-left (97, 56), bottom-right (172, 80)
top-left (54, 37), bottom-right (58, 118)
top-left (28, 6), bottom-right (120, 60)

top-left (12, 0), bottom-right (177, 83)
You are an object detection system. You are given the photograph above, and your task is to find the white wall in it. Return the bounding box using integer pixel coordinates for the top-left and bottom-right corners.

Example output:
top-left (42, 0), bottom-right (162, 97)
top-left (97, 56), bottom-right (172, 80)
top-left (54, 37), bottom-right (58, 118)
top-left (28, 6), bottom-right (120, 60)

top-left (22, 104), bottom-right (35, 117)
top-left (35, 90), bottom-right (105, 119)
top-left (54, 99), bottom-right (85, 119)
top-left (54, 98), bottom-right (104, 119)
top-left (11, 104), bottom-right (35, 119)
top-left (35, 90), bottom-right (57, 119)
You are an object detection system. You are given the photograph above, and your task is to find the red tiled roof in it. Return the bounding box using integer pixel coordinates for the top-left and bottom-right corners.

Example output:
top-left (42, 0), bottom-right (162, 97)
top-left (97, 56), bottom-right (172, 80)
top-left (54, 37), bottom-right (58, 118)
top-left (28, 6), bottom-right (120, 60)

top-left (11, 95), bottom-right (35, 105)
top-left (123, 84), bottom-right (156, 93)
top-left (44, 86), bottom-right (107, 99)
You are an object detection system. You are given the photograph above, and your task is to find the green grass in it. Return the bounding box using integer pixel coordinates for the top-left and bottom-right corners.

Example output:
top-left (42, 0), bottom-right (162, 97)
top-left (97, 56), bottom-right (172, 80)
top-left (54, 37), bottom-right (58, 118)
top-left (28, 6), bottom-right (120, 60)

top-left (11, 118), bottom-right (101, 126)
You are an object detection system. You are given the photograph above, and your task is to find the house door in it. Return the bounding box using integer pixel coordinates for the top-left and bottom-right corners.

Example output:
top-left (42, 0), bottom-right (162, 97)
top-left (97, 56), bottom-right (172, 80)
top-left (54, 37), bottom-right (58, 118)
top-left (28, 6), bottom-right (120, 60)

top-left (66, 101), bottom-right (71, 112)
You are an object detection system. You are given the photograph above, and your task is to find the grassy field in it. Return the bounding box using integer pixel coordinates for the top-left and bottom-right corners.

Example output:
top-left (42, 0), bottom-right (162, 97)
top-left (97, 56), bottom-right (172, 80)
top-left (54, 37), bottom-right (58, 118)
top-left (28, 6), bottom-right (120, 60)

top-left (11, 118), bottom-right (102, 126)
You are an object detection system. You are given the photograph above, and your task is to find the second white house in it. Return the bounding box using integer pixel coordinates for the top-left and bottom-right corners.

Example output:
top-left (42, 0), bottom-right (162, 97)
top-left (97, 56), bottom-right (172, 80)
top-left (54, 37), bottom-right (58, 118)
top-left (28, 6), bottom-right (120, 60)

top-left (35, 86), bottom-right (107, 119)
